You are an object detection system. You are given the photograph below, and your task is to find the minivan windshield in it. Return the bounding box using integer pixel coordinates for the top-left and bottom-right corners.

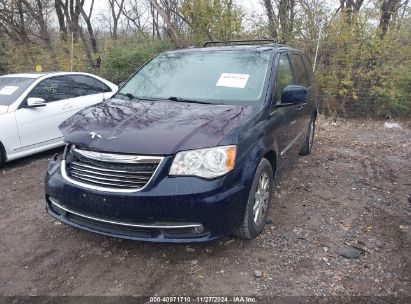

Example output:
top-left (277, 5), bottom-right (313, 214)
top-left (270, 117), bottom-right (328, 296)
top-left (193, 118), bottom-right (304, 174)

top-left (0, 77), bottom-right (36, 106)
top-left (118, 50), bottom-right (272, 105)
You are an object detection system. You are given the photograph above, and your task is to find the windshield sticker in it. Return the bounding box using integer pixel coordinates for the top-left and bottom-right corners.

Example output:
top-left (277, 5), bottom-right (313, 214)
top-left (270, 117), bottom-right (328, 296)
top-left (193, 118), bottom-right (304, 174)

top-left (0, 86), bottom-right (19, 95)
top-left (216, 73), bottom-right (250, 89)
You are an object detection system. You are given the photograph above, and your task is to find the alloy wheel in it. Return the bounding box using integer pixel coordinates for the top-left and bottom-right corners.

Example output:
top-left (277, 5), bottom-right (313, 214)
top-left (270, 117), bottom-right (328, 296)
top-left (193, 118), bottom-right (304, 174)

top-left (253, 171), bottom-right (270, 225)
top-left (308, 120), bottom-right (315, 149)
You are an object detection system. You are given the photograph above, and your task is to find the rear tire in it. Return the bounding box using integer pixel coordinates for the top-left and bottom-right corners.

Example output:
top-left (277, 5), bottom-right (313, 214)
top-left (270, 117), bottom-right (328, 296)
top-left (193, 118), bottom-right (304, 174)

top-left (234, 158), bottom-right (273, 240)
top-left (300, 117), bottom-right (315, 156)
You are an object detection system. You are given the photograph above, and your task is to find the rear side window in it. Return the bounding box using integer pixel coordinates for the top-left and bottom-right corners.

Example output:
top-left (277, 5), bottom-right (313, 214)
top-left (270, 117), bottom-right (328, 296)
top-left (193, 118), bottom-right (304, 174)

top-left (28, 76), bottom-right (77, 103)
top-left (68, 75), bottom-right (112, 95)
top-left (291, 54), bottom-right (309, 87)
top-left (302, 55), bottom-right (315, 85)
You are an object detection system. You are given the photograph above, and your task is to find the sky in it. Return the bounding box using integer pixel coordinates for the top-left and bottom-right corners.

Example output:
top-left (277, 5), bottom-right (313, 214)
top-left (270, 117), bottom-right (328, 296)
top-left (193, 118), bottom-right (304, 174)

top-left (84, 0), bottom-right (266, 23)
top-left (87, 0), bottom-right (265, 12)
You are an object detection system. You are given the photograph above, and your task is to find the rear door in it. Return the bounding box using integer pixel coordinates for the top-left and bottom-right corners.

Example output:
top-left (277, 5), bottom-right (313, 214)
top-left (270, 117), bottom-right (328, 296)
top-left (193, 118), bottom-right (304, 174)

top-left (63, 75), bottom-right (114, 113)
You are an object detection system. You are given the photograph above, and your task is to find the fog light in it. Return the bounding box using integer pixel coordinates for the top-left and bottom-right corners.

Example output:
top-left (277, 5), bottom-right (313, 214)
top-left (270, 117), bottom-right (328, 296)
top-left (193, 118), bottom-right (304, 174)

top-left (193, 225), bottom-right (205, 233)
top-left (47, 156), bottom-right (61, 175)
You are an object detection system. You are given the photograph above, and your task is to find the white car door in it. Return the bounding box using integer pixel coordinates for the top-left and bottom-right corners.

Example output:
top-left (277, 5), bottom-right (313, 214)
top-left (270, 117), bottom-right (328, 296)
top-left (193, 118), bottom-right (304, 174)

top-left (65, 74), bottom-right (114, 113)
top-left (15, 76), bottom-right (81, 148)
top-left (15, 75), bottom-right (115, 148)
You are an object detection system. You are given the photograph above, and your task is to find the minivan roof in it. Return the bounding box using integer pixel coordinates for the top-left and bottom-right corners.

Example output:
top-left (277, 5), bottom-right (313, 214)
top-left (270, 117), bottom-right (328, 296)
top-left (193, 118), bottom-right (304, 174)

top-left (164, 43), bottom-right (299, 55)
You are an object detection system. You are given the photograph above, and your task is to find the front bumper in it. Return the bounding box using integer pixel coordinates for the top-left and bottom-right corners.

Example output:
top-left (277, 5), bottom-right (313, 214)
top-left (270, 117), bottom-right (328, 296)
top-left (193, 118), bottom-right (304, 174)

top-left (45, 158), bottom-right (252, 243)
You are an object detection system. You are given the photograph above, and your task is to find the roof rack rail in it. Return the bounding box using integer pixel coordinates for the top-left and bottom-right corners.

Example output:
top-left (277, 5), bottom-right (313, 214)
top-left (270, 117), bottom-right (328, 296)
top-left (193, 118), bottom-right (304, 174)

top-left (203, 39), bottom-right (276, 47)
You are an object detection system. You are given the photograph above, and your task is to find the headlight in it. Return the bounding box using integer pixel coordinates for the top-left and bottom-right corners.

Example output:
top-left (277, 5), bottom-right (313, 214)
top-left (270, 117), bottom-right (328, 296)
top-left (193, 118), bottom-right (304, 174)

top-left (169, 145), bottom-right (237, 179)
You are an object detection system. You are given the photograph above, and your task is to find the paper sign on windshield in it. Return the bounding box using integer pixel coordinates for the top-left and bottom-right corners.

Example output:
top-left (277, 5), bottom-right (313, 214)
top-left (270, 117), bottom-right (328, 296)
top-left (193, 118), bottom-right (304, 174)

top-left (216, 73), bottom-right (249, 89)
top-left (0, 86), bottom-right (19, 95)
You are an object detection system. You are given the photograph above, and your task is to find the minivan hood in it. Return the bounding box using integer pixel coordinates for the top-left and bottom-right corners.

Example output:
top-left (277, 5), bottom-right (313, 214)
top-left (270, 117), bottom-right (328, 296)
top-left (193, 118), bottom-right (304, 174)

top-left (60, 98), bottom-right (255, 155)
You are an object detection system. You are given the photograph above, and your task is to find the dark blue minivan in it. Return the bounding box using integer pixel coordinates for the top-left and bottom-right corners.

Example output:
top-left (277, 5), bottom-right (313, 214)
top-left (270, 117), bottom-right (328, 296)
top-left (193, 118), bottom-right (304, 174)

top-left (45, 41), bottom-right (318, 243)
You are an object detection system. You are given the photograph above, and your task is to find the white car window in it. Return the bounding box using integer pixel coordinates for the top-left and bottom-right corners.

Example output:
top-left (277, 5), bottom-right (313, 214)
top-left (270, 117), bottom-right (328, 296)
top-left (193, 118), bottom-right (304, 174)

top-left (67, 75), bottom-right (112, 97)
top-left (0, 77), bottom-right (36, 106)
top-left (26, 75), bottom-right (112, 105)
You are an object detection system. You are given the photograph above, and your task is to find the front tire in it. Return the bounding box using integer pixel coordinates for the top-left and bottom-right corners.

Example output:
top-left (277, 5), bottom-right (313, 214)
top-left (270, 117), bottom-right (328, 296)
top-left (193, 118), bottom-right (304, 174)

top-left (234, 158), bottom-right (273, 240)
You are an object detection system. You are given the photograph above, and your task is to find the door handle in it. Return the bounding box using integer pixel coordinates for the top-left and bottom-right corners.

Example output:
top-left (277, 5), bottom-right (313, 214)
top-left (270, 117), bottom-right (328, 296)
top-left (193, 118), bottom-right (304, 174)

top-left (297, 104), bottom-right (306, 111)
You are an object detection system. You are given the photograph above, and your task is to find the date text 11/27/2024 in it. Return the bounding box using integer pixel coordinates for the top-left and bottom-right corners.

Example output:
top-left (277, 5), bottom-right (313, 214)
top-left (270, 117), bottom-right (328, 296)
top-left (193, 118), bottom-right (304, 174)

top-left (149, 296), bottom-right (258, 303)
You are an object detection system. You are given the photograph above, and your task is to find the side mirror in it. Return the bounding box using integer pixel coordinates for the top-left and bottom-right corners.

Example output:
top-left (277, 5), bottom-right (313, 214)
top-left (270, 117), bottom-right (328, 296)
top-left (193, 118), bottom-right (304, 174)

top-left (27, 97), bottom-right (46, 108)
top-left (118, 82), bottom-right (125, 89)
top-left (281, 85), bottom-right (307, 104)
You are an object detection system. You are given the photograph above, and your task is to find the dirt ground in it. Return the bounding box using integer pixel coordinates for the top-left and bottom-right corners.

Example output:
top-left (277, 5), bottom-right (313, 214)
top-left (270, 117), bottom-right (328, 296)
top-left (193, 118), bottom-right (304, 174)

top-left (0, 117), bottom-right (410, 298)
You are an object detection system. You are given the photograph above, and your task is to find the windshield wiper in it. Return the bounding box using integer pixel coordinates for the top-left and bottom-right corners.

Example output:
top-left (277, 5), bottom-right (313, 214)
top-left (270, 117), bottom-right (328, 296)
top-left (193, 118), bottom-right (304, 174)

top-left (168, 96), bottom-right (214, 105)
top-left (117, 93), bottom-right (217, 104)
top-left (115, 92), bottom-right (143, 101)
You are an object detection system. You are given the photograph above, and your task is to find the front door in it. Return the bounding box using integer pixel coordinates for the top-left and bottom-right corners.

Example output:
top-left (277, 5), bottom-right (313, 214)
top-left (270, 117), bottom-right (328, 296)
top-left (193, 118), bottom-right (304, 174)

top-left (15, 75), bottom-right (113, 148)
top-left (290, 53), bottom-right (312, 133)
top-left (270, 53), bottom-right (303, 170)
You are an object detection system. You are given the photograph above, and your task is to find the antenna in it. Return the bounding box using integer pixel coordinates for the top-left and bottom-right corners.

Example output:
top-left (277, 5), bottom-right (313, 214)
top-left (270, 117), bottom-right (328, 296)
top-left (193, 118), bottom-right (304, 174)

top-left (70, 31), bottom-right (74, 72)
top-left (313, 20), bottom-right (324, 72)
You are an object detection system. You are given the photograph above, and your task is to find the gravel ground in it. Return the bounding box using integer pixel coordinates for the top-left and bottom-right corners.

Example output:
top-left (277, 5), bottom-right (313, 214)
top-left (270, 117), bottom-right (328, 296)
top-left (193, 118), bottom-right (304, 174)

top-left (0, 117), bottom-right (410, 298)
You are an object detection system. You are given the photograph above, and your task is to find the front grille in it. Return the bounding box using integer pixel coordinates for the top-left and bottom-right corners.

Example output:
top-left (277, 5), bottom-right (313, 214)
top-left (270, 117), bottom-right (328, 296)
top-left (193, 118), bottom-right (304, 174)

top-left (63, 146), bottom-right (163, 192)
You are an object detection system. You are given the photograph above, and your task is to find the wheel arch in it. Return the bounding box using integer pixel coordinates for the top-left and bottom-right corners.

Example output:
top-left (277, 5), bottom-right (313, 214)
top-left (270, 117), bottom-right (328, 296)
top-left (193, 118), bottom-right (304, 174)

top-left (263, 150), bottom-right (277, 175)
top-left (0, 140), bottom-right (6, 163)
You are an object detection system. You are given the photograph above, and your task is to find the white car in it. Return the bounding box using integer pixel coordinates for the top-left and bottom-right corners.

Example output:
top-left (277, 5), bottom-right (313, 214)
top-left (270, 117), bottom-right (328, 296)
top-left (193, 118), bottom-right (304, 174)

top-left (0, 72), bottom-right (118, 166)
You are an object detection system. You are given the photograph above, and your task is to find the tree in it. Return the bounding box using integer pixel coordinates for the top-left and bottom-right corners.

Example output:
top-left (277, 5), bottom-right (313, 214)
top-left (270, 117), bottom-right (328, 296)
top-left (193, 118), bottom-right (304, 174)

top-left (263, 0), bottom-right (278, 39)
top-left (149, 0), bottom-right (183, 47)
top-left (54, 0), bottom-right (67, 39)
top-left (0, 37), bottom-right (8, 74)
top-left (0, 0), bottom-right (30, 43)
top-left (180, 0), bottom-right (243, 45)
top-left (338, 0), bottom-right (364, 12)
top-left (54, 0), bottom-right (83, 41)
top-left (78, 0), bottom-right (98, 54)
top-left (54, 0), bottom-right (97, 65)
top-left (0, 0), bottom-right (53, 48)
top-left (20, 0), bottom-right (53, 49)
top-left (108, 0), bottom-right (125, 40)
top-left (262, 0), bottom-right (296, 43)
top-left (378, 0), bottom-right (402, 37)
top-left (117, 0), bottom-right (151, 34)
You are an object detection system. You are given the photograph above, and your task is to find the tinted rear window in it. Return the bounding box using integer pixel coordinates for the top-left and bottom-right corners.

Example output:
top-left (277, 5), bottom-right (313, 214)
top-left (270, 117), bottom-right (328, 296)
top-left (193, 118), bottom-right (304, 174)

top-left (67, 75), bottom-right (112, 95)
top-left (291, 54), bottom-right (309, 87)
top-left (302, 55), bottom-right (315, 85)
top-left (0, 77), bottom-right (36, 106)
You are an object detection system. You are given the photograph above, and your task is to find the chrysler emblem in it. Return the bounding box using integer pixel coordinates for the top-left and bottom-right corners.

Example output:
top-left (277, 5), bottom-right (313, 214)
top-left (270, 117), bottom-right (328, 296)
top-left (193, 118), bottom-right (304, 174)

top-left (90, 132), bottom-right (102, 139)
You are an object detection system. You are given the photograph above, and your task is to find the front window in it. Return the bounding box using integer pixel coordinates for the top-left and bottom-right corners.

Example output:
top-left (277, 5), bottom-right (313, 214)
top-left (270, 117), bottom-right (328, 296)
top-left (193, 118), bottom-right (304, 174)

top-left (119, 50), bottom-right (272, 105)
top-left (0, 77), bottom-right (36, 106)
top-left (273, 54), bottom-right (294, 104)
